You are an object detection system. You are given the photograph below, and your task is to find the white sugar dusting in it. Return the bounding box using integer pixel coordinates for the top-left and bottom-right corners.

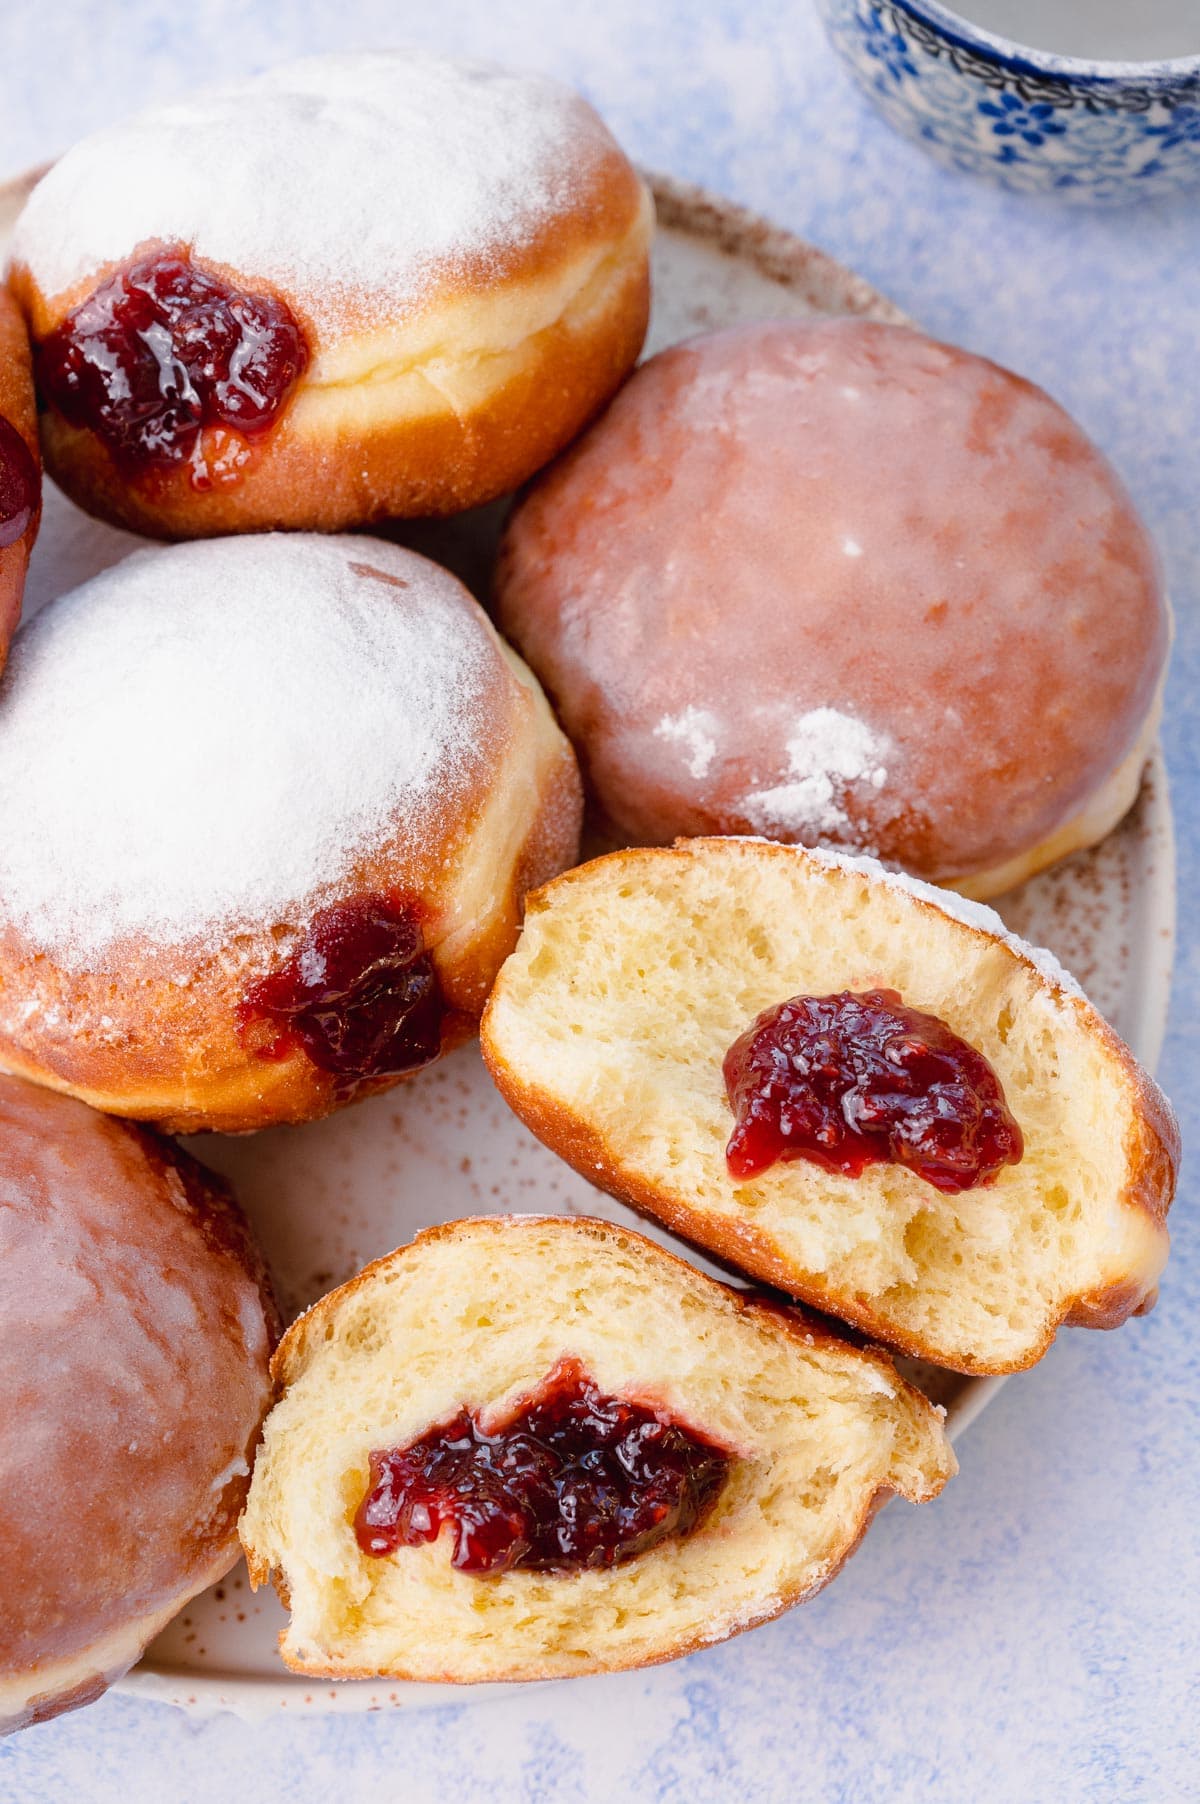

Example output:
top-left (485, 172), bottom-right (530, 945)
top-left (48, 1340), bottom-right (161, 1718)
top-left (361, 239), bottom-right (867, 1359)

top-left (0, 534), bottom-right (494, 965)
top-left (10, 52), bottom-right (616, 336)
top-left (653, 705), bottom-right (719, 779)
top-left (741, 708), bottom-right (891, 842)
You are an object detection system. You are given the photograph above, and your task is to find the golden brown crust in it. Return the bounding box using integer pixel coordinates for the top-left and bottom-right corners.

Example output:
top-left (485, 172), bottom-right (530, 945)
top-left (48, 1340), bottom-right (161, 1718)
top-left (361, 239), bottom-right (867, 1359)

top-left (0, 1075), bottom-right (276, 1728)
top-left (1059, 1049), bottom-right (1179, 1331)
top-left (0, 617), bottom-right (583, 1135)
top-left (480, 840), bottom-right (1178, 1376)
top-left (10, 149), bottom-right (652, 539)
top-left (247, 1214), bottom-right (952, 1680)
top-left (0, 286), bottom-right (40, 668)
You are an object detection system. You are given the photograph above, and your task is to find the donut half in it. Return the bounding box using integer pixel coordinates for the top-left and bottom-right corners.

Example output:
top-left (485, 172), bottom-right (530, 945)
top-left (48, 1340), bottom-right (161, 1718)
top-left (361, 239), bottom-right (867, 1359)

top-left (238, 1216), bottom-right (954, 1681)
top-left (481, 839), bottom-right (1177, 1374)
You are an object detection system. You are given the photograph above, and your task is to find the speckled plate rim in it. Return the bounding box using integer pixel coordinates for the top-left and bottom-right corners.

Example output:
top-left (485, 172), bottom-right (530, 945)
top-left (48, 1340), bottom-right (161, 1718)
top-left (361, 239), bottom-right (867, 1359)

top-left (0, 167), bottom-right (1175, 1720)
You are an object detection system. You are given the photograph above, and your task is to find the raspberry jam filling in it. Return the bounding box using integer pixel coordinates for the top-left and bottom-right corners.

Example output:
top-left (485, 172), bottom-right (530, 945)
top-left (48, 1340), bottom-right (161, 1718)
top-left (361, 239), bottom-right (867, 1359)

top-left (0, 415), bottom-right (38, 549)
top-left (724, 989), bottom-right (1023, 1192)
top-left (237, 895), bottom-right (442, 1090)
top-left (36, 249), bottom-right (309, 484)
top-left (354, 1358), bottom-right (731, 1574)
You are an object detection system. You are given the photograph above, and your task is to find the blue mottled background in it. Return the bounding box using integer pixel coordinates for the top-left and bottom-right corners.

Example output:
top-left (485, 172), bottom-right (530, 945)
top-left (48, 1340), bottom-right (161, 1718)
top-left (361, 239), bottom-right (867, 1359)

top-left (1, 4), bottom-right (1196, 1800)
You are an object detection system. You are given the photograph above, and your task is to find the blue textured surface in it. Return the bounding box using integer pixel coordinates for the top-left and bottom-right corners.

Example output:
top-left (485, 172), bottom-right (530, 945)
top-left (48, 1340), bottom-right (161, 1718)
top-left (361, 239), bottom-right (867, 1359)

top-left (1, 4), bottom-right (1196, 1799)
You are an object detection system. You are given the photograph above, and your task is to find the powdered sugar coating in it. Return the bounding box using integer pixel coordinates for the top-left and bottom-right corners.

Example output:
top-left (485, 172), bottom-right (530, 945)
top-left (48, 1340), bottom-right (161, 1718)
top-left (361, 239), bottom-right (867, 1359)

top-left (0, 534), bottom-right (497, 966)
top-left (741, 708), bottom-right (891, 842)
top-left (654, 706), bottom-right (719, 780)
top-left (11, 52), bottom-right (623, 337)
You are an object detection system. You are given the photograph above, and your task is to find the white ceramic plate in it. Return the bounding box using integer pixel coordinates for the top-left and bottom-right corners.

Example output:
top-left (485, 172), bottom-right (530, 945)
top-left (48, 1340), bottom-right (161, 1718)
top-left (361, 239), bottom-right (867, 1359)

top-left (0, 172), bottom-right (1175, 1719)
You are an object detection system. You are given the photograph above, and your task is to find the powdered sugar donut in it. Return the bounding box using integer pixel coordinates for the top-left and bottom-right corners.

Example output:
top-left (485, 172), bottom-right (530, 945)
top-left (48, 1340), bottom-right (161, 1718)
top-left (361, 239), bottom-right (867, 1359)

top-left (9, 51), bottom-right (652, 539)
top-left (0, 1074), bottom-right (275, 1733)
top-left (495, 318), bottom-right (1168, 899)
top-left (0, 534), bottom-right (582, 1132)
top-left (0, 288), bottom-right (40, 668)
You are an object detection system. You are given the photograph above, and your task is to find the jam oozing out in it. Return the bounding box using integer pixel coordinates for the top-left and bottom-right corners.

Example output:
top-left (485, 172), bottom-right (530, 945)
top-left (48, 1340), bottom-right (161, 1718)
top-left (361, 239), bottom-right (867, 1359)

top-left (36, 249), bottom-right (309, 484)
top-left (0, 415), bottom-right (38, 549)
top-left (354, 1358), bottom-right (731, 1575)
top-left (723, 989), bottom-right (1023, 1192)
top-left (237, 895), bottom-right (443, 1090)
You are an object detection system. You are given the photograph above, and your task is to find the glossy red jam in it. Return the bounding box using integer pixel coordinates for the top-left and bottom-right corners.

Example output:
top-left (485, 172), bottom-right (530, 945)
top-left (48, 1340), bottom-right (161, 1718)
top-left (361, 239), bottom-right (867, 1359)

top-left (36, 249), bottom-right (309, 484)
top-left (0, 415), bottom-right (38, 549)
top-left (724, 988), bottom-right (1023, 1192)
top-left (237, 895), bottom-right (442, 1090)
top-left (354, 1358), bottom-right (730, 1574)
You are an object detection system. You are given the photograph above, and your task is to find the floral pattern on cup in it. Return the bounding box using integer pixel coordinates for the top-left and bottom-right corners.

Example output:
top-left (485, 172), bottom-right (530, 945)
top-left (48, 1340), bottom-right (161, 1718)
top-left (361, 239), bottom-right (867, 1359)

top-left (817, 0), bottom-right (1200, 201)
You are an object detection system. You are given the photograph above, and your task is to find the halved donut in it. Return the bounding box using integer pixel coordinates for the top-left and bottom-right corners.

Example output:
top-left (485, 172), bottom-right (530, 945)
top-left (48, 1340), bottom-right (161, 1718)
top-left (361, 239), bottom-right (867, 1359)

top-left (481, 839), bottom-right (1177, 1374)
top-left (238, 1215), bottom-right (954, 1681)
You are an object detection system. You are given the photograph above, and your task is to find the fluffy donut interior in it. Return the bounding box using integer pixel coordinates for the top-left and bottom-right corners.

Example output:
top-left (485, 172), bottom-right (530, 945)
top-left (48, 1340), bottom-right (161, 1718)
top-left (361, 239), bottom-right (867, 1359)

top-left (482, 843), bottom-right (1170, 1373)
top-left (239, 1220), bottom-right (952, 1681)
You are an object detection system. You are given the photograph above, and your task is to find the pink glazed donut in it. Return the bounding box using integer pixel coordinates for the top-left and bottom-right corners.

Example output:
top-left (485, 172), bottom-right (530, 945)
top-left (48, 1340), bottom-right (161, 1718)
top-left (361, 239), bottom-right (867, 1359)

top-left (0, 1075), bottom-right (276, 1733)
top-left (495, 318), bottom-right (1168, 898)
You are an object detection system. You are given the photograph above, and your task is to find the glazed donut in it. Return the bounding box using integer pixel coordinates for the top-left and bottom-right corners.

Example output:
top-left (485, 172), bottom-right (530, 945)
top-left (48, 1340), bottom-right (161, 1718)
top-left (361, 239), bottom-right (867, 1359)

top-left (239, 1216), bottom-right (955, 1682)
top-left (0, 287), bottom-right (40, 669)
top-left (0, 534), bottom-right (582, 1132)
top-left (481, 839), bottom-right (1178, 1375)
top-left (495, 318), bottom-right (1169, 900)
top-left (9, 51), bottom-right (653, 539)
top-left (0, 1074), bottom-right (275, 1733)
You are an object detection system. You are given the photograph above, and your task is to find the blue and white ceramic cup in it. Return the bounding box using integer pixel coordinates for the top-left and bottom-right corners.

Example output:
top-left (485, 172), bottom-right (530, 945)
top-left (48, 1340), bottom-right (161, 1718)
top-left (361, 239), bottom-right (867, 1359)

top-left (817, 0), bottom-right (1200, 202)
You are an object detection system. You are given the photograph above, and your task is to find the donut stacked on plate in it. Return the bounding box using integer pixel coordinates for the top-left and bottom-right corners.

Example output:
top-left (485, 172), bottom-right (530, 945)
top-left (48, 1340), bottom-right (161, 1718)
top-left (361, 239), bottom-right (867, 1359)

top-left (9, 51), bottom-right (653, 537)
top-left (0, 533), bottom-right (581, 1132)
top-left (495, 317), bottom-right (1168, 898)
top-left (0, 1075), bottom-right (276, 1733)
top-left (0, 48), bottom-right (1179, 1723)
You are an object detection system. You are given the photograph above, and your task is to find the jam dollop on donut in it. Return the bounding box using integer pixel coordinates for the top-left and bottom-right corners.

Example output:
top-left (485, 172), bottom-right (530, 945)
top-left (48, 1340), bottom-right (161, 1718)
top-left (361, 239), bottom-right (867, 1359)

top-left (237, 894), bottom-right (442, 1090)
top-left (354, 1357), bottom-right (730, 1574)
top-left (36, 250), bottom-right (309, 484)
top-left (724, 989), bottom-right (1023, 1192)
top-left (0, 414), bottom-right (38, 549)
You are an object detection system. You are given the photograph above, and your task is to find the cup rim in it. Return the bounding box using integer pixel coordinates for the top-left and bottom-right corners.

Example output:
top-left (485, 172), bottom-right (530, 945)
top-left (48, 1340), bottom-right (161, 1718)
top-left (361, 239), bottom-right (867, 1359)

top-left (891, 0), bottom-right (1200, 84)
